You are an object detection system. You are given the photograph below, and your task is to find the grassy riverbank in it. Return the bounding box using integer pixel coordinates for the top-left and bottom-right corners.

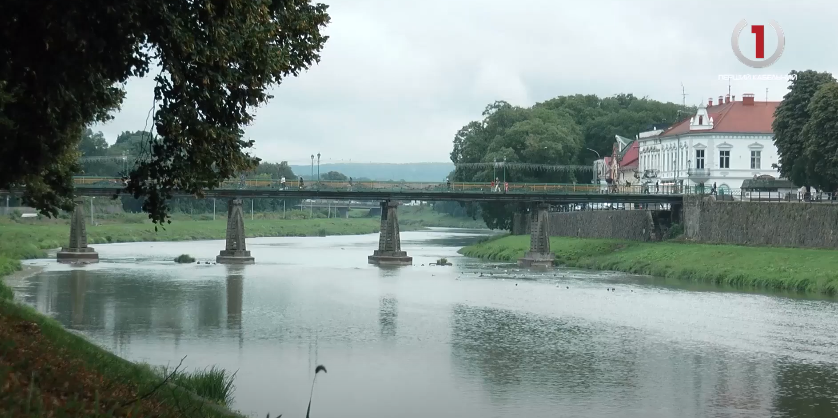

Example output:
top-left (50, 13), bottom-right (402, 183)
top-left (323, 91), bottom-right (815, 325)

top-left (460, 235), bottom-right (838, 295)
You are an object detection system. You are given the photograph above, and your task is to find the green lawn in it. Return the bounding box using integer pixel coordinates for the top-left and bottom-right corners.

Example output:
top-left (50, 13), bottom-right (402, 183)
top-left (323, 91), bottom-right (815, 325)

top-left (460, 235), bottom-right (838, 295)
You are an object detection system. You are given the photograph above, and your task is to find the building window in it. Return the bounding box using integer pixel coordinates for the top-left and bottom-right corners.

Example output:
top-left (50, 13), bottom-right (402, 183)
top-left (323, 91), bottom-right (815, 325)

top-left (719, 150), bottom-right (730, 169)
top-left (751, 150), bottom-right (761, 169)
top-left (695, 149), bottom-right (705, 169)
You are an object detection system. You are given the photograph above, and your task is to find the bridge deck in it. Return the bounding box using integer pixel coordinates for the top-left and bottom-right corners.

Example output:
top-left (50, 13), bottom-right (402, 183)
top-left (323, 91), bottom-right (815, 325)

top-left (0, 177), bottom-right (691, 204)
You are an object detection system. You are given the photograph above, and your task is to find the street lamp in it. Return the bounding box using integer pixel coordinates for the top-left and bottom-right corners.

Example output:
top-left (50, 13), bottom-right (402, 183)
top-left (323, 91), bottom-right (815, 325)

top-left (493, 158), bottom-right (497, 182)
top-left (502, 157), bottom-right (506, 184)
top-left (310, 154), bottom-right (314, 181)
top-left (587, 148), bottom-right (601, 184)
top-left (317, 153), bottom-right (321, 183)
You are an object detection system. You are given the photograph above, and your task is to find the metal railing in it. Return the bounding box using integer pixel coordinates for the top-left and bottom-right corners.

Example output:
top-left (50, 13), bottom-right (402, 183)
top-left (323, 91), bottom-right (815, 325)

top-left (65, 176), bottom-right (838, 202)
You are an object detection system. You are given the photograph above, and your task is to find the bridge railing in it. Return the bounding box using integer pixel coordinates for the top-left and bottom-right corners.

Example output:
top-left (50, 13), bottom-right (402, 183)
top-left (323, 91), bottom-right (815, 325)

top-left (75, 176), bottom-right (821, 198)
top-left (67, 176), bottom-right (703, 195)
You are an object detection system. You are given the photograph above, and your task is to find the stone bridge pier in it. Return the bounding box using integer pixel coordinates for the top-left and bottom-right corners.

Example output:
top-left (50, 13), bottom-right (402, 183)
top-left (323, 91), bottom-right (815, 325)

top-left (368, 201), bottom-right (412, 266)
top-left (217, 199), bottom-right (255, 264)
top-left (57, 199), bottom-right (99, 263)
top-left (518, 203), bottom-right (555, 268)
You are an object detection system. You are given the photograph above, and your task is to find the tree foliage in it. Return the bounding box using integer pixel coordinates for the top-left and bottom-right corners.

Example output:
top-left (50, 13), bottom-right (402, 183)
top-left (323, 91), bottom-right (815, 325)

top-left (772, 70), bottom-right (837, 189)
top-left (800, 81), bottom-right (838, 191)
top-left (321, 171), bottom-right (347, 181)
top-left (0, 0), bottom-right (330, 223)
top-left (450, 94), bottom-right (685, 229)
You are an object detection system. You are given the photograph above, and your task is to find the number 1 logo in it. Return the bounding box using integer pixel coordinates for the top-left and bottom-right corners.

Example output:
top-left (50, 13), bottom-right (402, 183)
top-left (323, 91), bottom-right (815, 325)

top-left (731, 20), bottom-right (785, 68)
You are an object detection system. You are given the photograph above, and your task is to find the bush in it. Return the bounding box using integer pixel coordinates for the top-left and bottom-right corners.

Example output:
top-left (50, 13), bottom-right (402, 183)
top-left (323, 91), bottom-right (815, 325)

top-left (174, 254), bottom-right (196, 263)
top-left (666, 223), bottom-right (684, 239)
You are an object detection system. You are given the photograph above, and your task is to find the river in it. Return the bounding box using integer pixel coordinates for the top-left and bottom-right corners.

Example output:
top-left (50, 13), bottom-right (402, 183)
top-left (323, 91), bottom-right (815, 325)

top-left (7, 228), bottom-right (838, 418)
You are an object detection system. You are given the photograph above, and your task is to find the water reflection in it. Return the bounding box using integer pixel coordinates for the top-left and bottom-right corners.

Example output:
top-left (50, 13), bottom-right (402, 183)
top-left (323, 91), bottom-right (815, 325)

top-left (379, 296), bottom-right (398, 338)
top-left (450, 304), bottom-right (619, 398)
top-left (449, 304), bottom-right (838, 417)
top-left (226, 266), bottom-right (244, 330)
top-left (69, 269), bottom-right (87, 329)
top-left (9, 229), bottom-right (838, 418)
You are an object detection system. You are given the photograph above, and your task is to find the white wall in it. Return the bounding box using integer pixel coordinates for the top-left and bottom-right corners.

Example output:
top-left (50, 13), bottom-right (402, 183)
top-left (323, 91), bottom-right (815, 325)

top-left (640, 133), bottom-right (779, 189)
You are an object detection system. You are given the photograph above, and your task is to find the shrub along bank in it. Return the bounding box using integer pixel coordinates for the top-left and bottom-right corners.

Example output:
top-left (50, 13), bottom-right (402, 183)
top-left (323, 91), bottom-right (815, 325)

top-left (459, 235), bottom-right (838, 295)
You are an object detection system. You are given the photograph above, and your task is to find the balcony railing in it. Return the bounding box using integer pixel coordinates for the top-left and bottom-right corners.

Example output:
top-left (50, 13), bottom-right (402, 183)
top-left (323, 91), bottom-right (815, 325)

top-left (687, 168), bottom-right (711, 177)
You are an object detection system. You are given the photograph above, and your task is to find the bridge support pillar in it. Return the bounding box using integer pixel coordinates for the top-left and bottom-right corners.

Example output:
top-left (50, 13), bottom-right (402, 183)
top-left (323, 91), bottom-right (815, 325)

top-left (217, 199), bottom-right (255, 264)
top-left (518, 203), bottom-right (554, 268)
top-left (57, 199), bottom-right (99, 263)
top-left (368, 201), bottom-right (412, 266)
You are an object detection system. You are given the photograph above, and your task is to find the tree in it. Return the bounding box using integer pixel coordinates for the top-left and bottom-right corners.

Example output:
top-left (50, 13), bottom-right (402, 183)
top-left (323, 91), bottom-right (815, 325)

top-left (0, 0), bottom-right (330, 223)
top-left (321, 171), bottom-right (347, 181)
top-left (800, 81), bottom-right (838, 191)
top-left (772, 70), bottom-right (837, 187)
top-left (78, 129), bottom-right (109, 157)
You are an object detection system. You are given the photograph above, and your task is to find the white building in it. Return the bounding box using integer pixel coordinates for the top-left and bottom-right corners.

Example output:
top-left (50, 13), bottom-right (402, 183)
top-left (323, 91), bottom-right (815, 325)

top-left (638, 93), bottom-right (780, 194)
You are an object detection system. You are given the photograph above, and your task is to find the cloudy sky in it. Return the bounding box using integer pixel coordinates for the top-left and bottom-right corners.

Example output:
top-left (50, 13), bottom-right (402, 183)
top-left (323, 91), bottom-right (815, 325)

top-left (92, 0), bottom-right (837, 165)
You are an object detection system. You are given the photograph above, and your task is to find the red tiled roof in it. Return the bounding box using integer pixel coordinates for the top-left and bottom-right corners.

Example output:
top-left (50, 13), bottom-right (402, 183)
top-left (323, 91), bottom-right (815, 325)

top-left (660, 100), bottom-right (779, 137)
top-left (620, 141), bottom-right (639, 168)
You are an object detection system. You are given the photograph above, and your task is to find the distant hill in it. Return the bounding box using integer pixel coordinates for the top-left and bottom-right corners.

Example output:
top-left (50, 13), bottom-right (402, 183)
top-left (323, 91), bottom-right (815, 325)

top-left (289, 162), bottom-right (454, 181)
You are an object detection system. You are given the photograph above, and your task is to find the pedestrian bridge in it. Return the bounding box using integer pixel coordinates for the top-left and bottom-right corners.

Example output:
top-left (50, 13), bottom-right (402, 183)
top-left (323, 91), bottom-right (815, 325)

top-left (64, 176), bottom-right (687, 204)
top-left (2, 176), bottom-right (694, 269)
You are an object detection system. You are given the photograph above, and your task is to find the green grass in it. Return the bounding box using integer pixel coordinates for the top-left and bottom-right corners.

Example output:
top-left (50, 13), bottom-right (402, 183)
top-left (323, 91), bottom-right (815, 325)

top-left (0, 300), bottom-right (246, 417)
top-left (150, 365), bottom-right (237, 407)
top-left (460, 235), bottom-right (838, 295)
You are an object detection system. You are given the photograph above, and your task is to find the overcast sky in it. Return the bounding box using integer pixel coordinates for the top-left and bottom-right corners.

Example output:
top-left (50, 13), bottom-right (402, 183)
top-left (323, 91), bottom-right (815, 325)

top-left (92, 0), bottom-right (837, 165)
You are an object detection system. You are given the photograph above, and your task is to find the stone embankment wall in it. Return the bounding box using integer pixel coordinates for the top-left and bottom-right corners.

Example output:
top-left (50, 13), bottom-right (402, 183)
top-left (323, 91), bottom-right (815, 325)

top-left (512, 210), bottom-right (656, 241)
top-left (511, 198), bottom-right (838, 248)
top-left (683, 196), bottom-right (838, 248)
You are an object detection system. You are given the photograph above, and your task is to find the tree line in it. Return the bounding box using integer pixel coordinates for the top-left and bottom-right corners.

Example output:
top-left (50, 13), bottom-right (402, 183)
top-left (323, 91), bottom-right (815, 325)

top-left (772, 70), bottom-right (838, 193)
top-left (449, 94), bottom-right (688, 229)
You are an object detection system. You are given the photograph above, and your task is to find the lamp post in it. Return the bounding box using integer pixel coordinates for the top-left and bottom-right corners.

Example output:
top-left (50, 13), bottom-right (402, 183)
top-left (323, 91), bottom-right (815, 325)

top-left (502, 157), bottom-right (506, 184)
top-left (310, 154), bottom-right (314, 182)
top-left (317, 153), bottom-right (321, 184)
top-left (493, 158), bottom-right (497, 182)
top-left (587, 148), bottom-right (601, 184)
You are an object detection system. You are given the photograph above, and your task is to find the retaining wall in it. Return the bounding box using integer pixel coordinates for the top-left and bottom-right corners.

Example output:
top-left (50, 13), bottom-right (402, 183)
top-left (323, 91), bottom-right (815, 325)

top-left (511, 198), bottom-right (838, 248)
top-left (683, 196), bottom-right (838, 248)
top-left (512, 210), bottom-right (655, 241)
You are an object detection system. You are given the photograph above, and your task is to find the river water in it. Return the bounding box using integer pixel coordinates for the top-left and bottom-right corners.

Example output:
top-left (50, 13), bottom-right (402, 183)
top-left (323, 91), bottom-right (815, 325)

top-left (7, 228), bottom-right (838, 418)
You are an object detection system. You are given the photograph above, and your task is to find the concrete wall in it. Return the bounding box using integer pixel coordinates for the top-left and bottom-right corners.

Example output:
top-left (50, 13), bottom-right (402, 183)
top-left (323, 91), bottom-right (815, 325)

top-left (513, 211), bottom-right (655, 241)
top-left (683, 196), bottom-right (838, 248)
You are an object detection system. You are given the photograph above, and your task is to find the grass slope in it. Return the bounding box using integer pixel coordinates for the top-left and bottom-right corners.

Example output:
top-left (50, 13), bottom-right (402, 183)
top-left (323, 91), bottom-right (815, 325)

top-left (460, 235), bottom-right (838, 295)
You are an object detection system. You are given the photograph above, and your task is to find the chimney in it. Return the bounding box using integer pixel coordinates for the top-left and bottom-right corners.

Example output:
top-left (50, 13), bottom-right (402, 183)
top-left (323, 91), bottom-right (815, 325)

top-left (725, 94), bottom-right (730, 104)
top-left (708, 97), bottom-right (713, 107)
top-left (743, 93), bottom-right (755, 105)
top-left (719, 96), bottom-right (723, 106)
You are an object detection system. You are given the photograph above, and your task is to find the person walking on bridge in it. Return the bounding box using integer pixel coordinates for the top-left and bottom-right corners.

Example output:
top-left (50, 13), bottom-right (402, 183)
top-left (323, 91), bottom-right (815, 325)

top-left (299, 176), bottom-right (304, 190)
top-left (280, 176), bottom-right (286, 190)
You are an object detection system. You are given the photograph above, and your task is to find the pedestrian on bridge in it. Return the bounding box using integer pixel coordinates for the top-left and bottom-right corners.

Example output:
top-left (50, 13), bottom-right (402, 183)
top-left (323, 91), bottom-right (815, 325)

top-left (280, 176), bottom-right (286, 190)
top-left (299, 177), bottom-right (304, 189)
